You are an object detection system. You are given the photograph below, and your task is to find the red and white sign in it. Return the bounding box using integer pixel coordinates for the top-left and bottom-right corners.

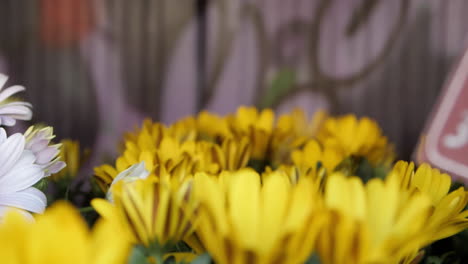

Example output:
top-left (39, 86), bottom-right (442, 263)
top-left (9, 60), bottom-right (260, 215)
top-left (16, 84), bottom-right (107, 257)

top-left (417, 48), bottom-right (468, 182)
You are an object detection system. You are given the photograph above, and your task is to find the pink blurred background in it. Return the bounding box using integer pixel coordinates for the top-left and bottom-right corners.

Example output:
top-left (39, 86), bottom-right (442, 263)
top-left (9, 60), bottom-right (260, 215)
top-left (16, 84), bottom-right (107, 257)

top-left (0, 0), bottom-right (465, 165)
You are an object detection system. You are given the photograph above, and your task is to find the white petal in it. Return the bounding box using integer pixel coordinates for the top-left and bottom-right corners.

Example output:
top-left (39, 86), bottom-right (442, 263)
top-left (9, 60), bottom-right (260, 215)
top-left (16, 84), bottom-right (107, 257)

top-left (0, 163), bottom-right (43, 194)
top-left (0, 104), bottom-right (33, 117)
top-left (14, 150), bottom-right (37, 167)
top-left (26, 139), bottom-right (49, 153)
top-left (0, 74), bottom-right (8, 91)
top-left (45, 161), bottom-right (66, 176)
top-left (0, 102), bottom-right (33, 118)
top-left (0, 134), bottom-right (25, 175)
top-left (4, 101), bottom-right (33, 108)
top-left (0, 116), bottom-right (16, 126)
top-left (111, 161), bottom-right (149, 185)
top-left (8, 114), bottom-right (32, 121)
top-left (0, 187), bottom-right (46, 213)
top-left (0, 128), bottom-right (6, 144)
top-left (0, 85), bottom-right (25, 102)
top-left (106, 161), bottom-right (149, 201)
top-left (35, 147), bottom-right (59, 165)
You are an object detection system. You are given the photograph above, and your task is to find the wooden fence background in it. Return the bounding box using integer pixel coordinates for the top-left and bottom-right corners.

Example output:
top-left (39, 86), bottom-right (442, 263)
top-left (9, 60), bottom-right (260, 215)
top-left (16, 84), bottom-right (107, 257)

top-left (0, 0), bottom-right (466, 165)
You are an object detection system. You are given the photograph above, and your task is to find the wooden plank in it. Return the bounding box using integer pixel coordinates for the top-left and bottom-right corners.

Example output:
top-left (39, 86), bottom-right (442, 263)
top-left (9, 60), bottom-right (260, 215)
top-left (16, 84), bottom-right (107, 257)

top-left (1, 0), bottom-right (468, 161)
top-left (201, 0), bottom-right (468, 159)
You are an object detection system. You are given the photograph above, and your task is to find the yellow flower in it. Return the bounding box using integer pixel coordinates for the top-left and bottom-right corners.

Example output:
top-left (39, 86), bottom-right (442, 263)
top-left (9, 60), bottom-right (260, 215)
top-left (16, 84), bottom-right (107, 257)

top-left (276, 109), bottom-right (326, 139)
top-left (389, 161), bottom-right (468, 242)
top-left (317, 115), bottom-right (395, 166)
top-left (51, 139), bottom-right (88, 181)
top-left (196, 111), bottom-right (230, 140)
top-left (94, 135), bottom-right (253, 193)
top-left (123, 119), bottom-right (167, 153)
top-left (95, 119), bottom-right (201, 189)
top-left (95, 107), bottom-right (332, 190)
top-left (271, 109), bottom-right (327, 165)
top-left (317, 173), bottom-right (433, 264)
top-left (0, 201), bottom-right (130, 264)
top-left (193, 169), bottom-right (325, 264)
top-left (94, 136), bottom-right (199, 192)
top-left (92, 171), bottom-right (199, 248)
top-left (262, 165), bottom-right (325, 200)
top-left (94, 164), bottom-right (119, 192)
top-left (291, 139), bottom-right (343, 173)
top-left (226, 106), bottom-right (274, 160)
top-left (228, 106), bottom-right (275, 134)
top-left (204, 137), bottom-right (252, 172)
top-left (167, 117), bottom-right (198, 143)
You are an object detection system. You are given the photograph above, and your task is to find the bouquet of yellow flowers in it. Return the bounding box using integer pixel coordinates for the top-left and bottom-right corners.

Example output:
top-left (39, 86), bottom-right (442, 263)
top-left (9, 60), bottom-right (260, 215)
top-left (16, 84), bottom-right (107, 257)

top-left (0, 77), bottom-right (467, 264)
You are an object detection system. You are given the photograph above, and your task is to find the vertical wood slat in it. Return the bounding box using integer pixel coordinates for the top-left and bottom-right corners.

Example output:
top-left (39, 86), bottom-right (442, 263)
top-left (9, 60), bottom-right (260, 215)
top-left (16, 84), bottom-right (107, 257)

top-left (159, 0), bottom-right (197, 123)
top-left (1, 0), bottom-right (468, 160)
top-left (195, 0), bottom-right (207, 111)
top-left (0, 0), bottom-right (199, 156)
top-left (202, 0), bottom-right (468, 158)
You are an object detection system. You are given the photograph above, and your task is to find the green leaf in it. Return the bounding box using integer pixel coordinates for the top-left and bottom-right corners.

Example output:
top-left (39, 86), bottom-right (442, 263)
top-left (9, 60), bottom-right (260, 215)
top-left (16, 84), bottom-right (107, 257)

top-left (347, 157), bottom-right (391, 183)
top-left (334, 156), bottom-right (360, 176)
top-left (78, 206), bottom-right (95, 213)
top-left (173, 241), bottom-right (192, 253)
top-left (128, 245), bottom-right (149, 264)
top-left (33, 178), bottom-right (49, 192)
top-left (260, 68), bottom-right (296, 108)
top-left (189, 253), bottom-right (212, 264)
top-left (373, 166), bottom-right (388, 180)
top-left (355, 157), bottom-right (373, 183)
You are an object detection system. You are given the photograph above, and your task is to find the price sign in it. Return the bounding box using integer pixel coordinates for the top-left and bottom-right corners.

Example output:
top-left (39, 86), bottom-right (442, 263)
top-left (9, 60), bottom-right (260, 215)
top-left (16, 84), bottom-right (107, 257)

top-left (417, 49), bottom-right (468, 182)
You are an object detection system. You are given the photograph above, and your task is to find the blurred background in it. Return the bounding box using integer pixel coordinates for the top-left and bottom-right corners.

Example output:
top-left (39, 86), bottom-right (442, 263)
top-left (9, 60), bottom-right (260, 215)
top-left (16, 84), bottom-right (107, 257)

top-left (0, 0), bottom-right (465, 163)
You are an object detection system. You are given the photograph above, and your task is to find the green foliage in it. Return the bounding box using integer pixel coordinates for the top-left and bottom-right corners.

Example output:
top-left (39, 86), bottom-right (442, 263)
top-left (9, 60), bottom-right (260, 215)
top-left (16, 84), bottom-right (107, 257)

top-left (33, 178), bottom-right (49, 192)
top-left (334, 156), bottom-right (390, 183)
top-left (260, 68), bottom-right (296, 108)
top-left (127, 240), bottom-right (201, 264)
top-left (304, 254), bottom-right (321, 264)
top-left (128, 246), bottom-right (148, 264)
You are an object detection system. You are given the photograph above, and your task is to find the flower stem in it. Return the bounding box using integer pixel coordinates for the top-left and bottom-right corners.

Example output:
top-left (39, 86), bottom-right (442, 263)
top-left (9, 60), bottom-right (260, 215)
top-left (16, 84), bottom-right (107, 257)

top-left (78, 206), bottom-right (95, 213)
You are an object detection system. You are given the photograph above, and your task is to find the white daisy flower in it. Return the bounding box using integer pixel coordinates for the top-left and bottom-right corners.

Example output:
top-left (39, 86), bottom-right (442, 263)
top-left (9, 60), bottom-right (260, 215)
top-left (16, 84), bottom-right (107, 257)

top-left (0, 74), bottom-right (33, 126)
top-left (0, 128), bottom-right (45, 219)
top-left (24, 126), bottom-right (66, 177)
